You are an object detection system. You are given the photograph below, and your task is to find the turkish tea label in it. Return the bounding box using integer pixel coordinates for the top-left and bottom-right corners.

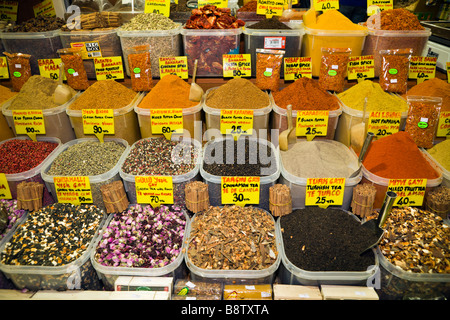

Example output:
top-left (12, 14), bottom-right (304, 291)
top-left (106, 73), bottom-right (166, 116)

top-left (94, 56), bottom-right (124, 80)
top-left (135, 176), bottom-right (174, 207)
top-left (54, 176), bottom-right (93, 204)
top-left (222, 54), bottom-right (251, 78)
top-left (284, 57), bottom-right (312, 81)
top-left (367, 111), bottom-right (402, 137)
top-left (0, 173), bottom-right (12, 199)
top-left (159, 56), bottom-right (188, 79)
top-left (221, 176), bottom-right (260, 206)
top-left (296, 110), bottom-right (328, 140)
top-left (347, 55), bottom-right (375, 80)
top-left (305, 178), bottom-right (345, 207)
top-left (388, 178), bottom-right (427, 207)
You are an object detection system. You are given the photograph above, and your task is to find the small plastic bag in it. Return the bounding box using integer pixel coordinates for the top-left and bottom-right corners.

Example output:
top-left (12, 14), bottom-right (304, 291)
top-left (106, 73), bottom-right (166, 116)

top-left (255, 49), bottom-right (285, 92)
top-left (405, 95), bottom-right (442, 149)
top-left (318, 47), bottom-right (351, 93)
top-left (4, 52), bottom-right (32, 92)
top-left (379, 48), bottom-right (412, 94)
top-left (57, 48), bottom-right (90, 91)
top-left (128, 45), bottom-right (153, 92)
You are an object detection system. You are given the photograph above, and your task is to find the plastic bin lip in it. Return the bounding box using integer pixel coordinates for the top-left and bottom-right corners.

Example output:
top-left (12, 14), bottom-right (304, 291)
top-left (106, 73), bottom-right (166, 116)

top-left (134, 96), bottom-right (203, 116)
top-left (278, 140), bottom-right (362, 185)
top-left (0, 136), bottom-right (62, 181)
top-left (339, 94), bottom-right (408, 118)
top-left (185, 207), bottom-right (281, 280)
top-left (203, 87), bottom-right (272, 116)
top-left (119, 137), bottom-right (202, 184)
top-left (90, 205), bottom-right (190, 277)
top-left (0, 29), bottom-right (61, 39)
top-left (366, 26), bottom-right (431, 37)
top-left (180, 26), bottom-right (243, 36)
top-left (422, 148), bottom-right (450, 182)
top-left (116, 24), bottom-right (183, 36)
top-left (59, 27), bottom-right (120, 35)
top-left (40, 137), bottom-right (130, 184)
top-left (270, 92), bottom-right (343, 117)
top-left (243, 21), bottom-right (305, 34)
top-left (200, 136), bottom-right (281, 184)
top-left (304, 26), bottom-right (368, 36)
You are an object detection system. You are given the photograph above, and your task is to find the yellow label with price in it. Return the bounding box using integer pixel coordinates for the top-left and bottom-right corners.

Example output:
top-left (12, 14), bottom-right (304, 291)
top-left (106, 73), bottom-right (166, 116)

top-left (38, 58), bottom-right (66, 81)
top-left (367, 111), bottom-right (402, 138)
top-left (221, 176), bottom-right (260, 206)
top-left (94, 56), bottom-right (124, 80)
top-left (296, 110), bottom-right (328, 140)
top-left (313, 0), bottom-right (339, 11)
top-left (159, 56), bottom-right (188, 79)
top-left (436, 111), bottom-right (450, 137)
top-left (144, 0), bottom-right (170, 17)
top-left (305, 178), bottom-right (345, 207)
top-left (0, 173), bottom-right (12, 199)
top-left (82, 109), bottom-right (115, 143)
top-left (388, 178), bottom-right (427, 207)
top-left (12, 110), bottom-right (46, 141)
top-left (0, 57), bottom-right (9, 79)
top-left (408, 56), bottom-right (437, 84)
top-left (347, 55), bottom-right (375, 80)
top-left (150, 109), bottom-right (183, 139)
top-left (220, 109), bottom-right (253, 137)
top-left (0, 1), bottom-right (18, 21)
top-left (198, 0), bottom-right (228, 8)
top-left (256, 0), bottom-right (284, 17)
top-left (367, 0), bottom-right (393, 16)
top-left (135, 176), bottom-right (174, 207)
top-left (223, 54), bottom-right (251, 78)
top-left (54, 176), bottom-right (93, 204)
top-left (284, 57), bottom-right (312, 81)
top-left (447, 62), bottom-right (450, 83)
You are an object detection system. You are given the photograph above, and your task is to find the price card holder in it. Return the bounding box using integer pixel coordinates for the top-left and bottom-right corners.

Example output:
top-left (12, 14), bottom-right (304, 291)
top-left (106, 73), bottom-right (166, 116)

top-left (256, 0), bottom-right (284, 17)
top-left (305, 178), bottom-right (345, 208)
top-left (33, 0), bottom-right (56, 17)
top-left (408, 56), bottom-right (437, 84)
top-left (222, 54), bottom-right (251, 78)
top-left (144, 0), bottom-right (171, 16)
top-left (94, 56), bottom-right (124, 80)
top-left (54, 176), bottom-right (93, 204)
top-left (220, 109), bottom-right (253, 140)
top-left (0, 57), bottom-right (9, 79)
top-left (387, 178), bottom-right (427, 207)
top-left (367, 0), bottom-right (393, 16)
top-left (313, 0), bottom-right (339, 11)
top-left (447, 62), bottom-right (450, 83)
top-left (367, 111), bottom-right (402, 138)
top-left (150, 109), bottom-right (184, 140)
top-left (0, 173), bottom-right (12, 199)
top-left (0, 1), bottom-right (18, 21)
top-left (436, 111), bottom-right (450, 138)
top-left (221, 176), bottom-right (260, 207)
top-left (12, 110), bottom-right (46, 141)
top-left (82, 109), bottom-right (115, 143)
top-left (296, 110), bottom-right (328, 141)
top-left (135, 176), bottom-right (174, 207)
top-left (347, 55), bottom-right (375, 81)
top-left (284, 57), bottom-right (312, 81)
top-left (38, 58), bottom-right (66, 81)
top-left (159, 56), bottom-right (188, 79)
top-left (198, 0), bottom-right (228, 8)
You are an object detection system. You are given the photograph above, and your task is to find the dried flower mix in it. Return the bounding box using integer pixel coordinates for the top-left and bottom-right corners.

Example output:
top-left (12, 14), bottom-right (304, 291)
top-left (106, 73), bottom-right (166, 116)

top-left (0, 200), bottom-right (27, 241)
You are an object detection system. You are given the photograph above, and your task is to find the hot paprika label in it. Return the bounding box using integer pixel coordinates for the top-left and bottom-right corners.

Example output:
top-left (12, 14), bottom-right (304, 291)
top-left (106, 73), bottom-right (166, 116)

top-left (367, 111), bottom-right (402, 137)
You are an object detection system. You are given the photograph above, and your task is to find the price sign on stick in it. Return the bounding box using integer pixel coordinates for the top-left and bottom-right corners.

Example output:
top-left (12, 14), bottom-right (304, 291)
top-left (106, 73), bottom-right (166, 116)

top-left (305, 178), bottom-right (345, 208)
top-left (0, 173), bottom-right (12, 199)
top-left (221, 176), bottom-right (260, 207)
top-left (82, 109), bottom-right (115, 143)
top-left (388, 178), bottom-right (427, 207)
top-left (135, 176), bottom-right (174, 207)
top-left (12, 110), bottom-right (46, 141)
top-left (54, 176), bottom-right (93, 204)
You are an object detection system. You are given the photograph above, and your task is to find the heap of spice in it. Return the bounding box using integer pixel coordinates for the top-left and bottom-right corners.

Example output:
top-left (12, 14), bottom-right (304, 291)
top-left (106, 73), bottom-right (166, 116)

top-left (120, 13), bottom-right (179, 31)
top-left (0, 139), bottom-right (58, 174)
top-left (187, 205), bottom-right (278, 271)
top-left (303, 9), bottom-right (367, 31)
top-left (363, 131), bottom-right (440, 180)
top-left (0, 200), bottom-right (27, 241)
top-left (272, 77), bottom-right (340, 110)
top-left (403, 78), bottom-right (450, 113)
top-left (138, 74), bottom-right (199, 109)
top-left (427, 139), bottom-right (450, 171)
top-left (205, 78), bottom-right (269, 109)
top-left (94, 204), bottom-right (186, 268)
top-left (366, 8), bottom-right (424, 30)
top-left (280, 207), bottom-right (378, 271)
top-left (379, 207), bottom-right (450, 274)
top-left (0, 203), bottom-right (104, 267)
top-left (6, 16), bottom-right (65, 32)
top-left (0, 85), bottom-right (16, 104)
top-left (237, 0), bottom-right (257, 12)
top-left (247, 17), bottom-right (291, 29)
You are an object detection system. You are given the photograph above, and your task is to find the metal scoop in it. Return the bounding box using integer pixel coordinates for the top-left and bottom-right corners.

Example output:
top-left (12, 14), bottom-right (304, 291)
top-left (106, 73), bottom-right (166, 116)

top-left (349, 131), bottom-right (375, 178)
top-left (360, 191), bottom-right (397, 255)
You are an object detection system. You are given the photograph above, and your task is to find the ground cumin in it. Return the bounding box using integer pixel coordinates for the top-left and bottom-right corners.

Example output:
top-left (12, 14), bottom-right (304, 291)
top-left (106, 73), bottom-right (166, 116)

top-left (403, 78), bottom-right (450, 112)
top-left (0, 85), bottom-right (16, 104)
top-left (7, 75), bottom-right (59, 110)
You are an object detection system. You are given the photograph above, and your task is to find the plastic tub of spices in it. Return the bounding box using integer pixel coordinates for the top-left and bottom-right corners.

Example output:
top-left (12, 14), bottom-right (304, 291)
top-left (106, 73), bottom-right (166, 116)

top-left (278, 139), bottom-right (362, 210)
top-left (276, 208), bottom-right (379, 286)
top-left (40, 138), bottom-right (129, 211)
top-left (185, 206), bottom-right (281, 284)
top-left (0, 136), bottom-right (61, 206)
top-left (0, 203), bottom-right (106, 291)
top-left (119, 137), bottom-right (202, 207)
top-left (424, 140), bottom-right (450, 188)
top-left (90, 204), bottom-right (189, 290)
top-left (200, 136), bottom-right (280, 211)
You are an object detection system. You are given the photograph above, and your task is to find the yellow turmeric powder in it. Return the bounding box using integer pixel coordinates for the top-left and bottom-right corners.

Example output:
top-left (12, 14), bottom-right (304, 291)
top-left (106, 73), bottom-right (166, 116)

top-left (304, 9), bottom-right (367, 30)
top-left (427, 139), bottom-right (450, 171)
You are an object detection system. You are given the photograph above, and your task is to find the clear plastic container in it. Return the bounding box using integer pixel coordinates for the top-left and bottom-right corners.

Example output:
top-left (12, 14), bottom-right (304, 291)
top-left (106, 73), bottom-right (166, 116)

top-left (200, 137), bottom-right (280, 211)
top-left (236, 11), bottom-right (265, 23)
top-left (301, 26), bottom-right (368, 77)
top-left (278, 140), bottom-right (362, 210)
top-left (243, 22), bottom-right (305, 77)
top-left (40, 137), bottom-right (130, 211)
top-left (134, 99), bottom-right (203, 141)
top-left (0, 96), bottom-right (16, 142)
top-left (0, 29), bottom-right (63, 75)
top-left (276, 212), bottom-right (379, 286)
top-left (181, 27), bottom-right (242, 77)
top-left (66, 92), bottom-right (143, 146)
top-left (0, 136), bottom-right (62, 207)
top-left (185, 208), bottom-right (281, 284)
top-left (119, 137), bottom-right (202, 206)
top-left (2, 92), bottom-right (79, 144)
top-left (0, 210), bottom-right (106, 291)
top-left (59, 28), bottom-right (123, 79)
top-left (422, 149), bottom-right (450, 188)
top-left (361, 149), bottom-right (443, 209)
top-left (117, 26), bottom-right (182, 78)
top-left (90, 208), bottom-right (189, 291)
top-left (270, 93), bottom-right (343, 141)
top-left (375, 247), bottom-right (450, 300)
top-left (362, 27), bottom-right (431, 78)
top-left (203, 87), bottom-right (272, 140)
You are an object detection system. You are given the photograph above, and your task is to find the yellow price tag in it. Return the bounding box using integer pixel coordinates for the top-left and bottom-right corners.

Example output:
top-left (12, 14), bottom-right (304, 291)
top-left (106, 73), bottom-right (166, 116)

top-left (447, 62), bottom-right (450, 83)
top-left (367, 111), bottom-right (402, 138)
top-left (408, 56), bottom-right (437, 84)
top-left (256, 0), bottom-right (285, 17)
top-left (54, 176), bottom-right (93, 204)
top-left (313, 0), bottom-right (339, 11)
top-left (222, 54), bottom-right (251, 78)
top-left (388, 178), bottom-right (427, 207)
top-left (284, 57), bottom-right (312, 81)
top-left (94, 56), bottom-right (124, 80)
top-left (220, 109), bottom-right (253, 138)
top-left (135, 176), bottom-right (174, 207)
top-left (144, 0), bottom-right (171, 17)
top-left (296, 110), bottom-right (328, 141)
top-left (436, 111), bottom-right (450, 137)
top-left (82, 109), bottom-right (115, 143)
top-left (0, 173), bottom-right (12, 199)
top-left (0, 1), bottom-right (18, 21)
top-left (33, 0), bottom-right (56, 17)
top-left (221, 176), bottom-right (260, 206)
top-left (12, 110), bottom-right (46, 141)
top-left (367, 0), bottom-right (393, 16)
top-left (70, 41), bottom-right (101, 60)
top-left (198, 0), bottom-right (228, 8)
top-left (159, 56), bottom-right (188, 79)
top-left (347, 55), bottom-right (375, 80)
top-left (150, 109), bottom-right (184, 139)
top-left (38, 58), bottom-right (66, 81)
top-left (305, 178), bottom-right (345, 208)
top-left (0, 57), bottom-right (9, 79)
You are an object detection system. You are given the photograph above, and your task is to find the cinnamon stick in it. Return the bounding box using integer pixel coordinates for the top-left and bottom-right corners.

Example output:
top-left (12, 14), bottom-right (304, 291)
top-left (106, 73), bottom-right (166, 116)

top-left (100, 180), bottom-right (129, 214)
top-left (269, 184), bottom-right (292, 217)
top-left (185, 181), bottom-right (209, 214)
top-left (351, 183), bottom-right (377, 219)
